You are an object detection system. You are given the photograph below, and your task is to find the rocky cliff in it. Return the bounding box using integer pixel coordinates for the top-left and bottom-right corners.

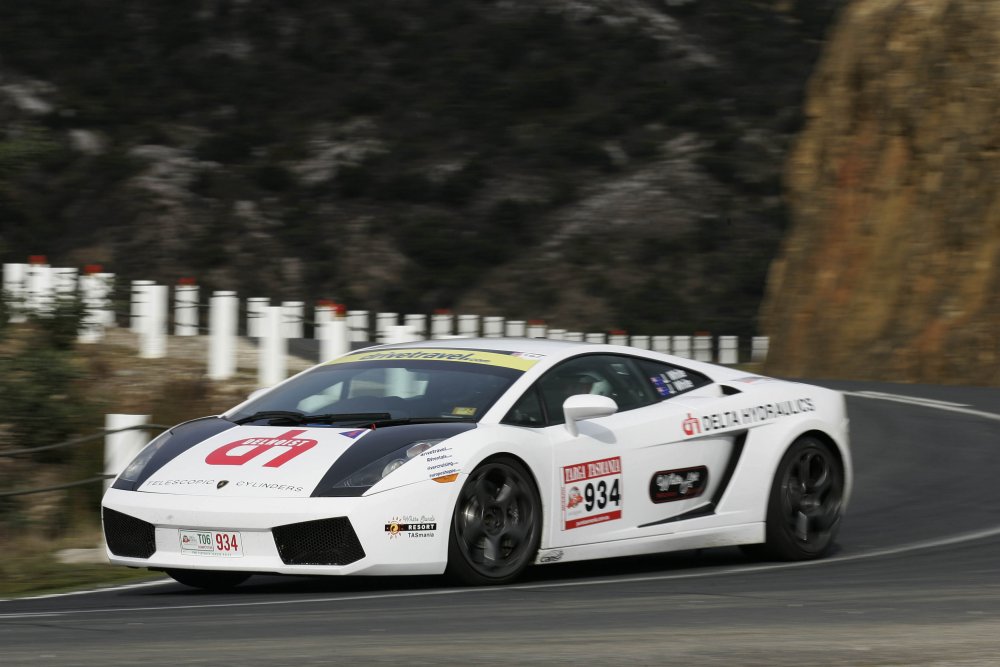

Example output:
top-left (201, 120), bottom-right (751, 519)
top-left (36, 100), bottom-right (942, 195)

top-left (760, 0), bottom-right (1000, 384)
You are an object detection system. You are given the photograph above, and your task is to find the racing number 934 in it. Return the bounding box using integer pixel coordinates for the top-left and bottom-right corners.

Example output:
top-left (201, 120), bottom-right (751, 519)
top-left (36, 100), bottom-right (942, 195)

top-left (562, 456), bottom-right (623, 530)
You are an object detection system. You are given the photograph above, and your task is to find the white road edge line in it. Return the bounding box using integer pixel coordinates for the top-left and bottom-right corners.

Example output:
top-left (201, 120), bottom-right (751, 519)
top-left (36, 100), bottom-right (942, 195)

top-left (0, 578), bottom-right (171, 603)
top-left (845, 391), bottom-right (1000, 422)
top-left (4, 523), bottom-right (1000, 619)
top-left (851, 390), bottom-right (969, 408)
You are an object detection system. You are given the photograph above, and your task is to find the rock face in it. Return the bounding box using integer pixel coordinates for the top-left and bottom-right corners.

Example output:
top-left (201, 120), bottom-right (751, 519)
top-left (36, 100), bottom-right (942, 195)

top-left (760, 0), bottom-right (1000, 385)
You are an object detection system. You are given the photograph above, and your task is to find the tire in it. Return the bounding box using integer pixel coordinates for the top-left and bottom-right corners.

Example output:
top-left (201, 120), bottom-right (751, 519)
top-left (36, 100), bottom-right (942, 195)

top-left (751, 436), bottom-right (844, 561)
top-left (446, 458), bottom-right (542, 585)
top-left (166, 569), bottom-right (252, 590)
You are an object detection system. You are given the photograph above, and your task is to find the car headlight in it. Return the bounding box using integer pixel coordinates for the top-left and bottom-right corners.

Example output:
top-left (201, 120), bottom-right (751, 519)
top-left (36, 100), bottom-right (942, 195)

top-left (331, 438), bottom-right (445, 489)
top-left (115, 430), bottom-right (174, 486)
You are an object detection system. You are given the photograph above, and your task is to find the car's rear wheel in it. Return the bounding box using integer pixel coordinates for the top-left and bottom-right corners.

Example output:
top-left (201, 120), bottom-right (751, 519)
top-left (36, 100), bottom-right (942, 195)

top-left (165, 569), bottom-right (251, 590)
top-left (751, 435), bottom-right (844, 560)
top-left (447, 457), bottom-right (541, 585)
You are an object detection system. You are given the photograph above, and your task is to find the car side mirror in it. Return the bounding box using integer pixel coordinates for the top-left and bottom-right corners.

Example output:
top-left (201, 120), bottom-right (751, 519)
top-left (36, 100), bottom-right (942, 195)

top-left (563, 394), bottom-right (618, 437)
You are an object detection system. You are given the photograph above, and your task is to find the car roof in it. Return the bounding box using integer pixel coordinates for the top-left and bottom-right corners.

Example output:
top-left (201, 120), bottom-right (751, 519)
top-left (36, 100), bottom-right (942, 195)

top-left (361, 337), bottom-right (594, 355)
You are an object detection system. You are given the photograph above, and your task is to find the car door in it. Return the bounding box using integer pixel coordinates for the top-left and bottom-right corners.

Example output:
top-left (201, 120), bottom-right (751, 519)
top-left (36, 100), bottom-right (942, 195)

top-left (504, 354), bottom-right (736, 550)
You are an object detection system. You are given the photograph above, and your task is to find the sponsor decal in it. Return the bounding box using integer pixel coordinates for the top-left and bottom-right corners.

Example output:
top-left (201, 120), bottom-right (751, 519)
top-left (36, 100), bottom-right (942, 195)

top-left (339, 429), bottom-right (368, 439)
top-left (682, 397), bottom-right (817, 437)
top-left (326, 348), bottom-right (540, 371)
top-left (649, 466), bottom-right (708, 503)
top-left (682, 413), bottom-right (702, 436)
top-left (216, 480), bottom-right (229, 489)
top-left (421, 446), bottom-right (460, 481)
top-left (385, 515), bottom-right (438, 539)
top-left (733, 376), bottom-right (779, 384)
top-left (651, 368), bottom-right (695, 397)
top-left (561, 456), bottom-right (622, 530)
top-left (451, 406), bottom-right (477, 417)
top-left (205, 429), bottom-right (318, 468)
top-left (234, 480), bottom-right (304, 493)
top-left (147, 479), bottom-right (215, 486)
top-left (538, 550), bottom-right (564, 563)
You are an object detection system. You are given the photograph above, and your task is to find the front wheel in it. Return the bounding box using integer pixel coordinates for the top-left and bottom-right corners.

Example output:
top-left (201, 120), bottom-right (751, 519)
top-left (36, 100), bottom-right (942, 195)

top-left (446, 458), bottom-right (541, 585)
top-left (752, 436), bottom-right (845, 560)
top-left (166, 569), bottom-right (251, 590)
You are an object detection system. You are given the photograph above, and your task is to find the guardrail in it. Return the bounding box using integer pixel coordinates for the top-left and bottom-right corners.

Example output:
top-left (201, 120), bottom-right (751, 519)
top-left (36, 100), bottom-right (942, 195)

top-left (3, 257), bottom-right (771, 390)
top-left (0, 417), bottom-right (168, 498)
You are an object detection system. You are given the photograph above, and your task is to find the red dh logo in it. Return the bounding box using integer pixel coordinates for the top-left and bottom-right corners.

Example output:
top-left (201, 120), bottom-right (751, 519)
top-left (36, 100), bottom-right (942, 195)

top-left (682, 413), bottom-right (702, 437)
top-left (205, 430), bottom-right (318, 468)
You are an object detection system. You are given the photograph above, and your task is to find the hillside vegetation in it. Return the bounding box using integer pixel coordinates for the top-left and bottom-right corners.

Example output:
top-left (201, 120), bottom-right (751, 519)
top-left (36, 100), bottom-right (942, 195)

top-left (0, 0), bottom-right (842, 339)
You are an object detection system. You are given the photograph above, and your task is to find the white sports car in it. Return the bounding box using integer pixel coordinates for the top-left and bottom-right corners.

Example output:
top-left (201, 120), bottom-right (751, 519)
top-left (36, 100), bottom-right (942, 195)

top-left (102, 339), bottom-right (851, 589)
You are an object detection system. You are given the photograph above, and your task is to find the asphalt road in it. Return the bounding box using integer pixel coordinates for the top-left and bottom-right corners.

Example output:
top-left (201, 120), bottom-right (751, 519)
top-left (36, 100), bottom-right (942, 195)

top-left (3, 381), bottom-right (1000, 666)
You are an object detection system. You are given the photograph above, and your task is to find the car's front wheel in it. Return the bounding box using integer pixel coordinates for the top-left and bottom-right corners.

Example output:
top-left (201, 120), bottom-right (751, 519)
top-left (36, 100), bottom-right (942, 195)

top-left (165, 569), bottom-right (252, 590)
top-left (447, 457), bottom-right (541, 585)
top-left (753, 435), bottom-right (845, 560)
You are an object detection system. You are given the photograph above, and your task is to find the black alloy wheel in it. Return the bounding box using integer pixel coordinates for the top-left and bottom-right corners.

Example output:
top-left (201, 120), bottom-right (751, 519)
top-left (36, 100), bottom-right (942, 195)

top-left (447, 458), bottom-right (541, 585)
top-left (753, 435), bottom-right (845, 560)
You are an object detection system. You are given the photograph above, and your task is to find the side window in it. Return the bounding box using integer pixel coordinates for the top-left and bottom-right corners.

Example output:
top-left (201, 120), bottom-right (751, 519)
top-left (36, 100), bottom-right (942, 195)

top-left (502, 386), bottom-right (545, 427)
top-left (636, 359), bottom-right (711, 400)
top-left (534, 355), bottom-right (658, 425)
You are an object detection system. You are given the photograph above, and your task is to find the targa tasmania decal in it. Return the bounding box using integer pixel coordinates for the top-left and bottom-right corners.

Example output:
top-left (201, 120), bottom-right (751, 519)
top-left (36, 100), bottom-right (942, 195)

top-left (561, 457), bottom-right (622, 530)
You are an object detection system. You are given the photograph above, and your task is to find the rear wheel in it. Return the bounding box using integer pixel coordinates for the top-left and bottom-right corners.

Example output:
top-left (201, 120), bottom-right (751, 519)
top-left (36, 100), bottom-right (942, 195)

top-left (446, 458), bottom-right (541, 585)
top-left (166, 569), bottom-right (251, 590)
top-left (751, 436), bottom-right (844, 560)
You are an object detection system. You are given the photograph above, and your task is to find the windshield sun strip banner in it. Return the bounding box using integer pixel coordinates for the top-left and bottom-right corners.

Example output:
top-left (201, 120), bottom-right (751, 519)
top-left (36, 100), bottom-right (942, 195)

top-left (325, 348), bottom-right (542, 371)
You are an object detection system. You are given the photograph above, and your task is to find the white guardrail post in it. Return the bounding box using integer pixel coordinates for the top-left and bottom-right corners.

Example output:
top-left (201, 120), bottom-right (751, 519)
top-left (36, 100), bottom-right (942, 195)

top-left (318, 304), bottom-right (350, 362)
top-left (608, 331), bottom-right (628, 346)
top-left (259, 305), bottom-right (286, 387)
top-left (282, 301), bottom-right (305, 339)
top-left (526, 320), bottom-right (547, 338)
top-left (130, 279), bottom-right (154, 332)
top-left (26, 257), bottom-right (52, 315)
top-left (752, 336), bottom-right (770, 363)
top-left (693, 334), bottom-right (713, 362)
top-left (482, 316), bottom-right (504, 338)
top-left (174, 279), bottom-right (199, 336)
top-left (672, 335), bottom-right (692, 359)
top-left (404, 313), bottom-right (428, 339)
top-left (139, 284), bottom-right (168, 359)
top-left (104, 414), bottom-right (151, 492)
top-left (431, 311), bottom-right (453, 339)
top-left (246, 297), bottom-right (269, 338)
top-left (347, 310), bottom-right (369, 344)
top-left (209, 290), bottom-right (238, 380)
top-left (505, 320), bottom-right (526, 337)
top-left (376, 312), bottom-right (398, 343)
top-left (457, 314), bottom-right (479, 338)
top-left (718, 336), bottom-right (739, 365)
top-left (78, 266), bottom-right (113, 343)
top-left (3, 262), bottom-right (28, 323)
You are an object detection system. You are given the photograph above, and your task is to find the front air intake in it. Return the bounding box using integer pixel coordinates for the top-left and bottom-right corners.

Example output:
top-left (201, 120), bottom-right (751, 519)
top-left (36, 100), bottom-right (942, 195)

top-left (102, 507), bottom-right (157, 559)
top-left (272, 517), bottom-right (365, 566)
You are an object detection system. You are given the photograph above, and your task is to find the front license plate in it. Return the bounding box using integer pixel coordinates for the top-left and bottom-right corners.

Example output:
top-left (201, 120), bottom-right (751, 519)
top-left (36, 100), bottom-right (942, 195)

top-left (179, 530), bottom-right (243, 557)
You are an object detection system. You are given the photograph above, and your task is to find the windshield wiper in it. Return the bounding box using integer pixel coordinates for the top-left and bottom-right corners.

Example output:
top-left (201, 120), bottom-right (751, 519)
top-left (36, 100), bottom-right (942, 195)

top-left (232, 411), bottom-right (391, 426)
top-left (233, 410), bottom-right (306, 425)
top-left (362, 416), bottom-right (476, 428)
top-left (300, 412), bottom-right (391, 424)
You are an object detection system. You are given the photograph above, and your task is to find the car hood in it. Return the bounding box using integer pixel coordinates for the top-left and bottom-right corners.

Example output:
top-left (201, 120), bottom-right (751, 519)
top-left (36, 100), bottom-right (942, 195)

top-left (136, 422), bottom-right (473, 498)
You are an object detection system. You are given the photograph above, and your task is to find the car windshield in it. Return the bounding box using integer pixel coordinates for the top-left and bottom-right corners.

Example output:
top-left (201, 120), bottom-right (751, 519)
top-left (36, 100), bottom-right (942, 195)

top-left (227, 354), bottom-right (527, 425)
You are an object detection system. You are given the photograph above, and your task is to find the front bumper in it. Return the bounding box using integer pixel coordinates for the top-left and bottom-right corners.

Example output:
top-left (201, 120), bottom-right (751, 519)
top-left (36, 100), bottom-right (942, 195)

top-left (101, 483), bottom-right (456, 576)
